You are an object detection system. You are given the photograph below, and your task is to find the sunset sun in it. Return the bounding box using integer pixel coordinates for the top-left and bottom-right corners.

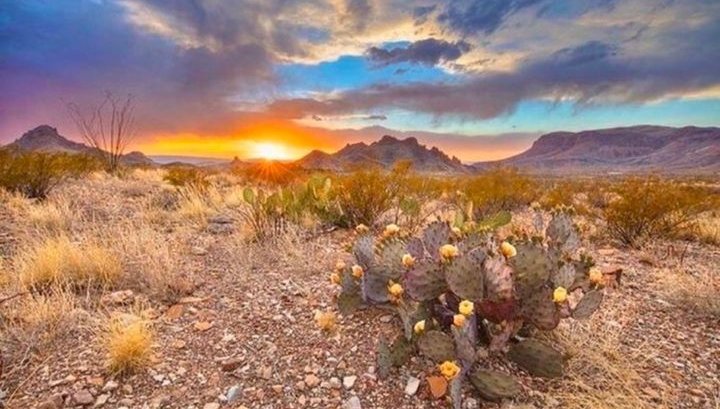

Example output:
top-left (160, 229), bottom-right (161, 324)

top-left (251, 141), bottom-right (291, 160)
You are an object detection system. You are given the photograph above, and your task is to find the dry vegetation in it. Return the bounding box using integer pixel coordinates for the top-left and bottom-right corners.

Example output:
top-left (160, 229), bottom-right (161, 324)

top-left (0, 162), bottom-right (718, 409)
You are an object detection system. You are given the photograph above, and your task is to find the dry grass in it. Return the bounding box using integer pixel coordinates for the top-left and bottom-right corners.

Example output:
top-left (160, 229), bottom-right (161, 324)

top-left (539, 303), bottom-right (661, 409)
top-left (651, 265), bottom-right (720, 318)
top-left (14, 235), bottom-right (121, 290)
top-left (100, 312), bottom-right (154, 374)
top-left (175, 185), bottom-right (222, 223)
top-left (691, 213), bottom-right (720, 245)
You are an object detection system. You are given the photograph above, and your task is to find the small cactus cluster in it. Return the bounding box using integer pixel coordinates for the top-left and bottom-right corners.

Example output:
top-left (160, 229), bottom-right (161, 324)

top-left (331, 209), bottom-right (605, 406)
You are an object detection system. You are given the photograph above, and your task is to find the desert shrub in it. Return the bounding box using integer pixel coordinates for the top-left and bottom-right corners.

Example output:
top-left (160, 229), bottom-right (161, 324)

top-left (239, 186), bottom-right (305, 240)
top-left (330, 211), bottom-right (605, 406)
top-left (604, 178), bottom-right (718, 246)
top-left (458, 168), bottom-right (540, 218)
top-left (15, 236), bottom-right (122, 291)
top-left (0, 149), bottom-right (98, 199)
top-left (329, 167), bottom-right (398, 227)
top-left (387, 161), bottom-right (447, 232)
top-left (101, 312), bottom-right (154, 374)
top-left (163, 166), bottom-right (209, 190)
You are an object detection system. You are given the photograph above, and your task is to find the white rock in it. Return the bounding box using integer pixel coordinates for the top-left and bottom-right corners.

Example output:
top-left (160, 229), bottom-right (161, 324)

top-left (404, 376), bottom-right (420, 396)
top-left (343, 375), bottom-right (357, 389)
top-left (344, 396), bottom-right (362, 409)
top-left (226, 385), bottom-right (241, 403)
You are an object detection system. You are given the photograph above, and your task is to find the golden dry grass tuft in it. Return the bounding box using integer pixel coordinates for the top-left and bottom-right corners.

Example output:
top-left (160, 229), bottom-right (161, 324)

top-left (101, 312), bottom-right (154, 374)
top-left (539, 303), bottom-right (661, 409)
top-left (15, 235), bottom-right (121, 290)
top-left (651, 266), bottom-right (720, 318)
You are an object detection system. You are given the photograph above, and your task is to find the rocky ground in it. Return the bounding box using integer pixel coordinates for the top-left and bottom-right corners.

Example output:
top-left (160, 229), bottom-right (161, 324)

top-left (0, 176), bottom-right (718, 409)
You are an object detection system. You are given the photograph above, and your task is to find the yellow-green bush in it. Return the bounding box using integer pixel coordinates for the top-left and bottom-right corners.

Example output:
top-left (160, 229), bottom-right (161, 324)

top-left (604, 178), bottom-right (718, 246)
top-left (330, 167), bottom-right (398, 227)
top-left (0, 149), bottom-right (98, 199)
top-left (458, 168), bottom-right (540, 218)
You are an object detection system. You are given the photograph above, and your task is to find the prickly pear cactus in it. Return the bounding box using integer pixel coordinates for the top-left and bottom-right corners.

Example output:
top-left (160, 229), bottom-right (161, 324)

top-left (508, 339), bottom-right (564, 378)
top-left (469, 369), bottom-right (521, 402)
top-left (418, 330), bottom-right (456, 362)
top-left (332, 210), bottom-right (606, 404)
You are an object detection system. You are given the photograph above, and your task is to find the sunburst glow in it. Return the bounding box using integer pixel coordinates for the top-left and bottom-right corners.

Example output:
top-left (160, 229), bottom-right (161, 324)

top-left (251, 141), bottom-right (291, 160)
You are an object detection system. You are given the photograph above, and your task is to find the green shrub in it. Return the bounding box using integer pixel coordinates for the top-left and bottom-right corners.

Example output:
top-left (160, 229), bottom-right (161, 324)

top-left (330, 167), bottom-right (398, 227)
top-left (604, 178), bottom-right (718, 246)
top-left (0, 149), bottom-right (97, 199)
top-left (457, 168), bottom-right (540, 218)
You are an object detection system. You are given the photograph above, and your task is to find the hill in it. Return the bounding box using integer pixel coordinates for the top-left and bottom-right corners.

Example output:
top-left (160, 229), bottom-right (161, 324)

top-left (474, 125), bottom-right (720, 174)
top-left (297, 135), bottom-right (468, 172)
top-left (4, 125), bottom-right (154, 166)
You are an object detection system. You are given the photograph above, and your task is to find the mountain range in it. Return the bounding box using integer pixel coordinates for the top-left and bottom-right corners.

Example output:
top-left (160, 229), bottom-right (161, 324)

top-left (5, 125), bottom-right (154, 166)
top-left (476, 125), bottom-right (720, 174)
top-left (3, 124), bottom-right (719, 174)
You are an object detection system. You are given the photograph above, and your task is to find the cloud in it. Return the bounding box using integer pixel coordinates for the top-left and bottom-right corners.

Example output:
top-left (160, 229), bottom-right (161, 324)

top-left (438, 0), bottom-right (544, 35)
top-left (366, 38), bottom-right (472, 66)
top-left (267, 26), bottom-right (720, 120)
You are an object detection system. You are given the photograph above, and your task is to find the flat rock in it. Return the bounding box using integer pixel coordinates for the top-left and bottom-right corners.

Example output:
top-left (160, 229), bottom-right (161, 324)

top-left (72, 389), bottom-right (94, 406)
top-left (344, 396), bottom-right (362, 409)
top-left (343, 375), bottom-right (357, 389)
top-left (404, 376), bottom-right (420, 396)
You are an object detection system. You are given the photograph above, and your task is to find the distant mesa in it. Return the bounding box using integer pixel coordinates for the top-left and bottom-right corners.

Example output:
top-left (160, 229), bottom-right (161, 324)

top-left (5, 125), bottom-right (154, 166)
top-left (297, 134), bottom-right (468, 173)
top-left (473, 125), bottom-right (720, 174)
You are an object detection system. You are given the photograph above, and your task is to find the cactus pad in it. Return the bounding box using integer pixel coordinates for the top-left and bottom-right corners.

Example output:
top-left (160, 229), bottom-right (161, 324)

top-left (405, 262), bottom-right (447, 301)
top-left (572, 289), bottom-right (603, 319)
top-left (469, 369), bottom-right (521, 402)
top-left (445, 249), bottom-right (486, 302)
top-left (377, 238), bottom-right (407, 280)
top-left (361, 265), bottom-right (391, 304)
top-left (418, 330), bottom-right (456, 363)
top-left (405, 237), bottom-right (426, 260)
top-left (511, 243), bottom-right (553, 298)
top-left (353, 234), bottom-right (375, 270)
top-left (483, 256), bottom-right (514, 300)
top-left (478, 299), bottom-right (518, 324)
top-left (423, 221), bottom-right (452, 261)
top-left (337, 290), bottom-right (363, 315)
top-left (508, 339), bottom-right (564, 378)
top-left (521, 287), bottom-right (560, 330)
top-left (547, 212), bottom-right (580, 254)
top-left (553, 263), bottom-right (577, 289)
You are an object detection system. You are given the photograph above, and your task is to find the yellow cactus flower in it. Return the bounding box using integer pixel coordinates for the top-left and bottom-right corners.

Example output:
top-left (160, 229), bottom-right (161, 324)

top-left (413, 320), bottom-right (426, 334)
top-left (453, 314), bottom-right (466, 327)
top-left (500, 241), bottom-right (517, 258)
top-left (388, 281), bottom-right (404, 297)
top-left (402, 253), bottom-right (415, 268)
top-left (330, 272), bottom-right (341, 285)
top-left (439, 360), bottom-right (461, 380)
top-left (452, 227), bottom-right (462, 236)
top-left (351, 264), bottom-right (364, 278)
top-left (439, 244), bottom-right (459, 260)
top-left (384, 223), bottom-right (400, 236)
top-left (589, 267), bottom-right (603, 284)
top-left (553, 286), bottom-right (568, 303)
top-left (335, 260), bottom-right (346, 271)
top-left (314, 310), bottom-right (336, 331)
top-left (355, 224), bottom-right (369, 234)
top-left (458, 300), bottom-right (474, 316)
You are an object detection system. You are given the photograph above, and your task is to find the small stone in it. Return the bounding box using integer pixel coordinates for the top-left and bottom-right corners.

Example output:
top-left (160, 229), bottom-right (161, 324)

top-left (102, 380), bottom-right (119, 392)
top-left (94, 394), bottom-right (110, 407)
top-left (226, 385), bottom-right (241, 403)
top-left (191, 246), bottom-right (208, 255)
top-left (221, 358), bottom-right (243, 372)
top-left (37, 394), bottom-right (64, 409)
top-left (304, 374), bottom-right (320, 388)
top-left (100, 290), bottom-right (134, 306)
top-left (203, 404), bottom-right (220, 409)
top-left (73, 389), bottom-right (95, 406)
top-left (259, 366), bottom-right (273, 380)
top-left (464, 397), bottom-right (479, 409)
top-left (343, 375), bottom-right (357, 390)
top-left (379, 315), bottom-right (393, 323)
top-left (344, 396), bottom-right (362, 409)
top-left (272, 384), bottom-right (283, 394)
top-left (404, 376), bottom-right (420, 396)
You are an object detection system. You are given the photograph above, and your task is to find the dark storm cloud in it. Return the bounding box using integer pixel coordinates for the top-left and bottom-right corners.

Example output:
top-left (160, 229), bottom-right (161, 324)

top-left (366, 38), bottom-right (472, 66)
top-left (267, 27), bottom-right (720, 119)
top-left (438, 0), bottom-right (544, 35)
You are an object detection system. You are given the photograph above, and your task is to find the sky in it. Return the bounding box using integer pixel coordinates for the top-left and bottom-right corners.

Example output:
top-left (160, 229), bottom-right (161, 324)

top-left (1, 0), bottom-right (719, 162)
